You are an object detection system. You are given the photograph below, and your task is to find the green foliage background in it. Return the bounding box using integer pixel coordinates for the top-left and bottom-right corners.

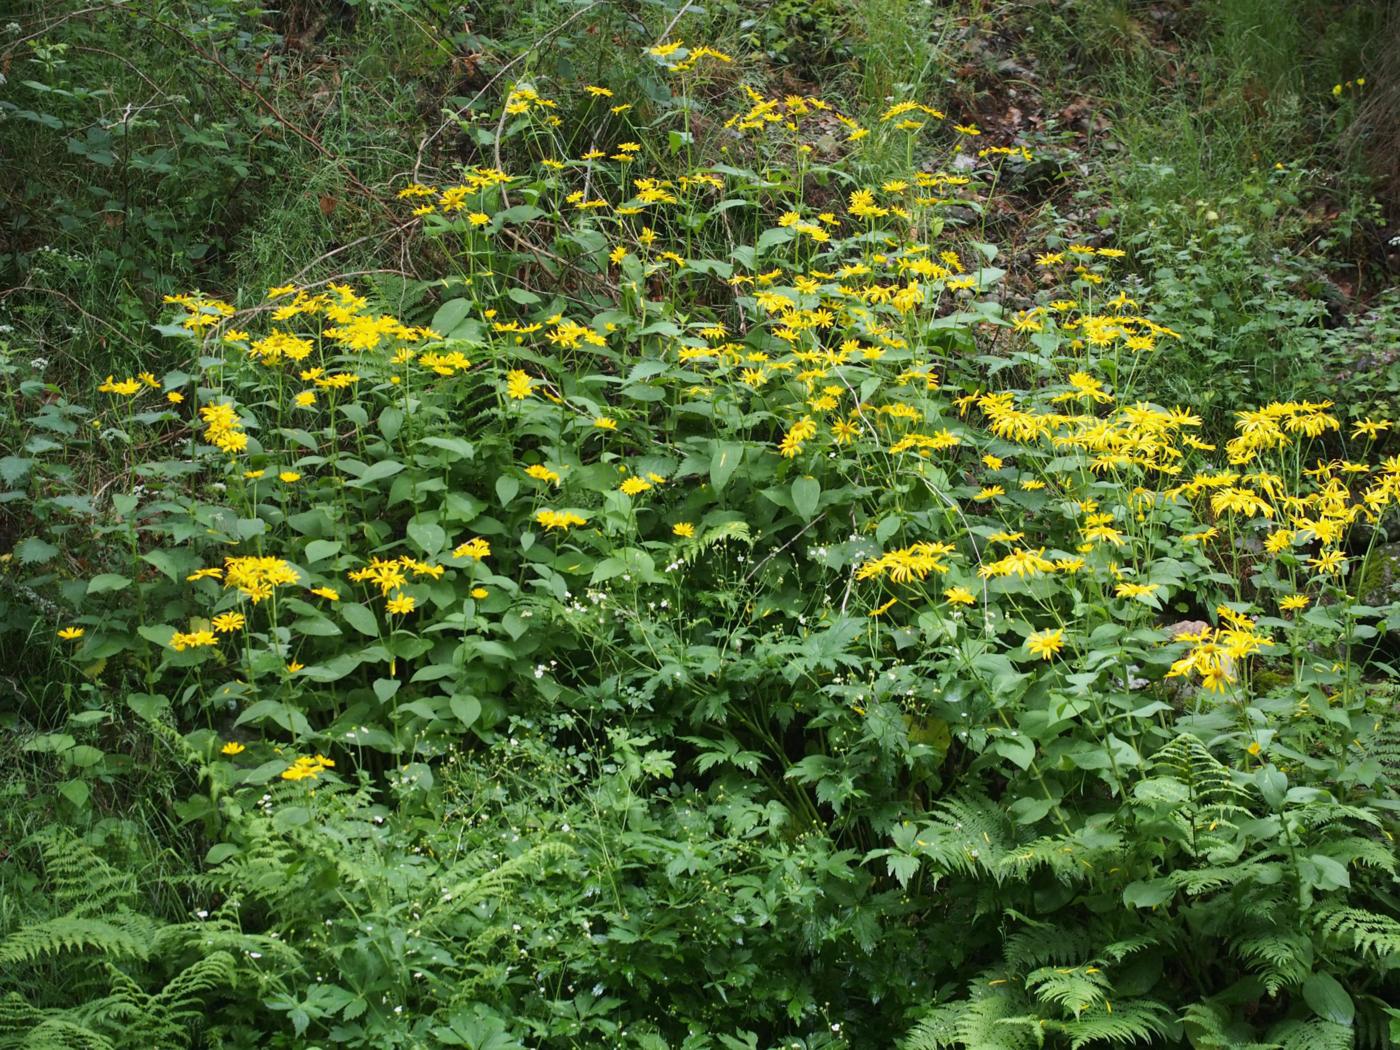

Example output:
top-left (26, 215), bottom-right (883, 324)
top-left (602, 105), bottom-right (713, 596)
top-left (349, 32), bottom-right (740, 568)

top-left (2, 1), bottom-right (1399, 1048)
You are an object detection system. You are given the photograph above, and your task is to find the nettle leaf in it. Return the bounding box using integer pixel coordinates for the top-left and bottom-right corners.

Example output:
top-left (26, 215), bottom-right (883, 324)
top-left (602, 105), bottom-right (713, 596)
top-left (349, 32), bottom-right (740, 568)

top-left (15, 536), bottom-right (59, 564)
top-left (0, 456), bottom-right (33, 485)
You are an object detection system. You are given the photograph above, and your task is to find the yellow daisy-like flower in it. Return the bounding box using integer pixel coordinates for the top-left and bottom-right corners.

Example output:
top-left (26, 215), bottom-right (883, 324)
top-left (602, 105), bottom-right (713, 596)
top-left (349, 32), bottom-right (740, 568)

top-left (1279, 594), bottom-right (1310, 612)
top-left (536, 509), bottom-right (587, 531)
top-left (452, 537), bottom-right (491, 561)
top-left (279, 471), bottom-right (302, 483)
top-left (386, 593), bottom-right (416, 615)
top-left (211, 611), bottom-right (246, 633)
top-left (673, 522), bottom-right (695, 538)
top-left (620, 477), bottom-right (652, 496)
top-left (944, 586), bottom-right (976, 606)
top-left (594, 416), bottom-right (618, 430)
top-left (506, 369), bottom-right (534, 400)
top-left (220, 741), bottom-right (246, 755)
top-left (58, 626), bottom-right (85, 640)
top-left (468, 212), bottom-right (490, 227)
top-left (471, 587), bottom-right (488, 599)
top-left (1026, 628), bottom-right (1065, 660)
top-left (310, 586), bottom-right (340, 601)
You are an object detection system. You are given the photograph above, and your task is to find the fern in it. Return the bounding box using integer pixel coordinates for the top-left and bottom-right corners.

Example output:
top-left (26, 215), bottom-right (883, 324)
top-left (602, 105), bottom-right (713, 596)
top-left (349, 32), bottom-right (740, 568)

top-left (1024, 966), bottom-right (1111, 1015)
top-left (0, 832), bottom-right (255, 1050)
top-left (421, 839), bottom-right (572, 934)
top-left (903, 984), bottom-right (1043, 1050)
top-left (1139, 734), bottom-right (1254, 859)
top-left (1044, 1000), bottom-right (1174, 1049)
top-left (0, 915), bottom-right (153, 968)
top-left (913, 796), bottom-right (1015, 882)
top-left (1180, 1001), bottom-right (1276, 1050)
top-left (1231, 930), bottom-right (1313, 995)
top-left (1314, 905), bottom-right (1400, 962)
top-left (1270, 1018), bottom-right (1353, 1050)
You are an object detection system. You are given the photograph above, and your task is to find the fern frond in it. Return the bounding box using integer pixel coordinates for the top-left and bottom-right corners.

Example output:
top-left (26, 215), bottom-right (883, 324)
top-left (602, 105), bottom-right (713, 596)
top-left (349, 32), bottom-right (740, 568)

top-left (1180, 1001), bottom-right (1272, 1050)
top-left (1270, 1018), bottom-right (1353, 1050)
top-left (904, 985), bottom-right (1043, 1050)
top-left (0, 915), bottom-right (151, 967)
top-left (913, 796), bottom-right (1015, 882)
top-left (1044, 999), bottom-right (1174, 1049)
top-left (1231, 931), bottom-right (1311, 995)
top-left (1314, 905), bottom-right (1400, 962)
top-left (1024, 965), bottom-right (1110, 1015)
top-left (1001, 923), bottom-right (1096, 972)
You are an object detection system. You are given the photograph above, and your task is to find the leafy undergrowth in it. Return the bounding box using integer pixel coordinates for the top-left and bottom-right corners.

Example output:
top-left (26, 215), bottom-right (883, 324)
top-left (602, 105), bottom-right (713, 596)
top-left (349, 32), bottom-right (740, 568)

top-left (3, 11), bottom-right (1400, 1050)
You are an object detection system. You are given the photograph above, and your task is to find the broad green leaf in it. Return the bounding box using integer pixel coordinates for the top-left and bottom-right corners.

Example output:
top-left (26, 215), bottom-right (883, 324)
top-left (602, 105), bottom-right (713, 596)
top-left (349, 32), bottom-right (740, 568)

top-left (341, 602), bottom-right (379, 637)
top-left (408, 520), bottom-right (446, 557)
top-left (1303, 972), bottom-right (1354, 1026)
top-left (791, 476), bottom-right (820, 520)
top-left (710, 441), bottom-right (743, 493)
top-left (450, 694), bottom-right (481, 728)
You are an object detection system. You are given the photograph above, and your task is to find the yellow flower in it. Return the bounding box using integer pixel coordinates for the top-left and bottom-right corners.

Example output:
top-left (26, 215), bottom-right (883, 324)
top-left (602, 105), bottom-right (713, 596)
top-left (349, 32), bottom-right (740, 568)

top-left (98, 375), bottom-right (142, 396)
top-left (221, 741), bottom-right (246, 755)
top-left (982, 454), bottom-right (1003, 470)
top-left (166, 391), bottom-right (184, 404)
top-left (286, 661), bottom-right (304, 674)
top-left (868, 597), bottom-right (898, 617)
top-left (536, 509), bottom-right (587, 531)
top-left (506, 369), bottom-right (534, 400)
top-left (1279, 594), bottom-right (1310, 612)
top-left (525, 464), bottom-right (561, 485)
top-left (170, 629), bottom-right (218, 652)
top-left (468, 212), bottom-right (490, 227)
top-left (620, 477), bottom-right (652, 496)
top-left (294, 390), bottom-right (316, 407)
top-left (471, 587), bottom-right (488, 599)
top-left (594, 416), bottom-right (618, 430)
top-left (281, 753), bottom-right (335, 781)
top-left (585, 84), bottom-right (614, 97)
top-left (58, 626), bottom-right (85, 640)
top-left (1246, 741), bottom-right (1262, 757)
top-left (673, 522), bottom-right (695, 538)
top-left (944, 586), bottom-right (976, 606)
top-left (279, 471), bottom-right (301, 483)
top-left (1026, 628), bottom-right (1065, 660)
top-left (310, 586), bottom-right (340, 601)
top-left (973, 485), bottom-right (1005, 501)
top-left (452, 537), bottom-right (491, 561)
top-left (386, 593), bottom-right (416, 615)
top-left (1308, 549), bottom-right (1346, 575)
top-left (1115, 582), bottom-right (1161, 600)
top-left (187, 567), bottom-right (224, 581)
top-left (212, 611), bottom-right (246, 633)
top-left (244, 469), bottom-right (265, 479)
